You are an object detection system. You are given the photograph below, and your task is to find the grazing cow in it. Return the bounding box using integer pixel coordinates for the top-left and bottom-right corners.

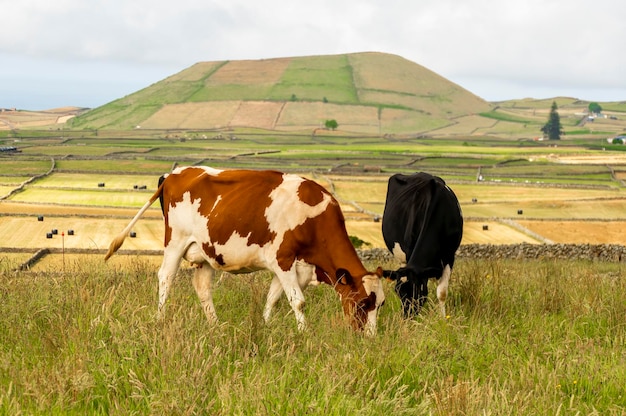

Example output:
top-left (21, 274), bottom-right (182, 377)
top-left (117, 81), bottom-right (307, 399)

top-left (382, 172), bottom-right (463, 317)
top-left (105, 166), bottom-right (385, 335)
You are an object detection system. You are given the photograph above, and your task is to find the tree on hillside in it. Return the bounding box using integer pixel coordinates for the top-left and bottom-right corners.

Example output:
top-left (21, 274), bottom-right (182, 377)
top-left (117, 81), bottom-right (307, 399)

top-left (541, 101), bottom-right (563, 140)
top-left (325, 119), bottom-right (338, 130)
top-left (588, 102), bottom-right (602, 114)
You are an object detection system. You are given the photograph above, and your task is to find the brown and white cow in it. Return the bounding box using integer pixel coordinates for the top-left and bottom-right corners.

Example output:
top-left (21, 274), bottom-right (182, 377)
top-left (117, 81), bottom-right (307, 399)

top-left (105, 166), bottom-right (385, 335)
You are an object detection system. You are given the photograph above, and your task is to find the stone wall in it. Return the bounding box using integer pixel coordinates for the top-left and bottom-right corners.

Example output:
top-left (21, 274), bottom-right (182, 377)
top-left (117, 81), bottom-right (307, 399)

top-left (358, 243), bottom-right (626, 263)
top-left (11, 243), bottom-right (626, 272)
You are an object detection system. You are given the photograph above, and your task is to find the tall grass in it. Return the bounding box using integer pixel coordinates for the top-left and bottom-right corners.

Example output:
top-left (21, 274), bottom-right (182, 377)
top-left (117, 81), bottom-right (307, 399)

top-left (1, 256), bottom-right (624, 414)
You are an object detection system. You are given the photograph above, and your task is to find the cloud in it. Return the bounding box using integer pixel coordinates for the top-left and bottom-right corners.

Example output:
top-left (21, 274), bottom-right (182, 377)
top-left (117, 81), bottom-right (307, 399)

top-left (1, 0), bottom-right (625, 109)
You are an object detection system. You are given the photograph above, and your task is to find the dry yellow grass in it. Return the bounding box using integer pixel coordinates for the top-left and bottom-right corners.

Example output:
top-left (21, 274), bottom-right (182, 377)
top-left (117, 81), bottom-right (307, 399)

top-left (141, 101), bottom-right (241, 129)
top-left (462, 221), bottom-right (539, 245)
top-left (29, 252), bottom-right (165, 272)
top-left (518, 220), bottom-right (626, 244)
top-left (230, 101), bottom-right (284, 129)
top-left (165, 61), bottom-right (224, 82)
top-left (206, 58), bottom-right (290, 85)
top-left (0, 216), bottom-right (163, 251)
top-left (0, 109), bottom-right (76, 130)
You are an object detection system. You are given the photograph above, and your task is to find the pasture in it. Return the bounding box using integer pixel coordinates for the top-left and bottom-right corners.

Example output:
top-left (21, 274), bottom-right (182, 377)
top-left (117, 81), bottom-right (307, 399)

top-left (1, 256), bottom-right (624, 414)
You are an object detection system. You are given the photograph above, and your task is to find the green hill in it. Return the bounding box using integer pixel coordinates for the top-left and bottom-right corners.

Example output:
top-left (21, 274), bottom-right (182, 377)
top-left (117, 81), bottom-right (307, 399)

top-left (69, 52), bottom-right (492, 135)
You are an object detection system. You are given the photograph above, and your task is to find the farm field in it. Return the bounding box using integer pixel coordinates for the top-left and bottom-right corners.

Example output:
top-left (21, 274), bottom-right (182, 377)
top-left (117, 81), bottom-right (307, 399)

top-left (2, 133), bottom-right (626, 259)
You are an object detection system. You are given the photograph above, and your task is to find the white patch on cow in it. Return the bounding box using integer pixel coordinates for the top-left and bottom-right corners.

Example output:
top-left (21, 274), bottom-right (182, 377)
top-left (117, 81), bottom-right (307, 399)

top-left (211, 195), bottom-right (222, 212)
top-left (168, 191), bottom-right (210, 243)
top-left (171, 165), bottom-right (223, 177)
top-left (362, 273), bottom-right (385, 337)
top-left (184, 242), bottom-right (205, 264)
top-left (391, 242), bottom-right (407, 264)
top-left (437, 264), bottom-right (452, 317)
top-left (263, 260), bottom-right (314, 330)
top-left (265, 174), bottom-right (332, 237)
top-left (210, 231), bottom-right (265, 272)
top-left (197, 166), bottom-right (224, 176)
top-left (295, 260), bottom-right (318, 287)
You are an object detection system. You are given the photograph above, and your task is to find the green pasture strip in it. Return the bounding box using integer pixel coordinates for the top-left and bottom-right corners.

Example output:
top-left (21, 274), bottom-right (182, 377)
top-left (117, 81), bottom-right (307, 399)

top-left (0, 159), bottom-right (52, 175)
top-left (69, 103), bottom-right (163, 130)
top-left (0, 258), bottom-right (624, 413)
top-left (63, 138), bottom-right (172, 148)
top-left (599, 102), bottom-right (626, 112)
top-left (0, 176), bottom-right (31, 185)
top-left (55, 159), bottom-right (182, 173)
top-left (101, 104), bottom-right (162, 130)
top-left (497, 97), bottom-right (584, 109)
top-left (9, 188), bottom-right (155, 208)
top-left (479, 110), bottom-right (537, 124)
top-left (31, 173), bottom-right (159, 190)
top-left (270, 55), bottom-right (358, 103)
top-left (120, 80), bottom-right (204, 106)
top-left (19, 145), bottom-right (153, 157)
top-left (67, 103), bottom-right (130, 129)
top-left (142, 147), bottom-right (243, 159)
top-left (189, 84), bottom-right (274, 102)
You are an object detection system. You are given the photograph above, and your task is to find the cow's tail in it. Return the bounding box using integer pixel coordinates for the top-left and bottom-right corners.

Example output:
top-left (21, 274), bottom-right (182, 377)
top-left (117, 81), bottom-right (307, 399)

top-left (104, 182), bottom-right (164, 261)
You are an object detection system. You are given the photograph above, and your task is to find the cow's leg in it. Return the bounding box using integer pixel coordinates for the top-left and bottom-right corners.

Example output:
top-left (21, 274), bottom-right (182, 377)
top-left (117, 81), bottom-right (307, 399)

top-left (395, 277), bottom-right (429, 318)
top-left (395, 279), bottom-right (420, 317)
top-left (417, 279), bottom-right (429, 312)
top-left (276, 271), bottom-right (307, 331)
top-left (436, 264), bottom-right (452, 317)
top-left (191, 264), bottom-right (218, 323)
top-left (263, 275), bottom-right (284, 323)
top-left (157, 242), bottom-right (185, 319)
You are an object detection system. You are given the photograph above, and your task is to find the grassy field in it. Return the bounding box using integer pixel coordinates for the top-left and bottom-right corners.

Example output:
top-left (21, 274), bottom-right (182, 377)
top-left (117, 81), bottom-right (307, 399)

top-left (1, 257), bottom-right (624, 414)
top-left (1, 121), bottom-right (626, 414)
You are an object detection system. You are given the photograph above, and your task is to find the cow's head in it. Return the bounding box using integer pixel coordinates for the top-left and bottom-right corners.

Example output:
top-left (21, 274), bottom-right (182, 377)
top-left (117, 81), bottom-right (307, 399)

top-left (334, 267), bottom-right (385, 336)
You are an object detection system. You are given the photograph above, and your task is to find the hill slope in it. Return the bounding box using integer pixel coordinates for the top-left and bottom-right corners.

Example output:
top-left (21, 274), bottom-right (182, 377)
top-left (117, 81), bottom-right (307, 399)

top-left (69, 52), bottom-right (492, 134)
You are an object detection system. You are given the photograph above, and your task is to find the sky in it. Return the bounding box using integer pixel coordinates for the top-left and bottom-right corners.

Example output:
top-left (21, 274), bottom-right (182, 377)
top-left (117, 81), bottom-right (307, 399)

top-left (1, 0), bottom-right (625, 110)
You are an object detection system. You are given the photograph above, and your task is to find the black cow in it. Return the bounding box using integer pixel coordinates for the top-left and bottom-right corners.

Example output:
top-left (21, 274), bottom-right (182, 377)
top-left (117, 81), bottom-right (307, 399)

top-left (382, 172), bottom-right (463, 317)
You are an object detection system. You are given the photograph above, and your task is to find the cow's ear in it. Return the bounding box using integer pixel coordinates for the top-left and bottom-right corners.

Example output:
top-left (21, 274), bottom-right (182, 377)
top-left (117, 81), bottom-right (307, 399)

top-left (336, 268), bottom-right (353, 285)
